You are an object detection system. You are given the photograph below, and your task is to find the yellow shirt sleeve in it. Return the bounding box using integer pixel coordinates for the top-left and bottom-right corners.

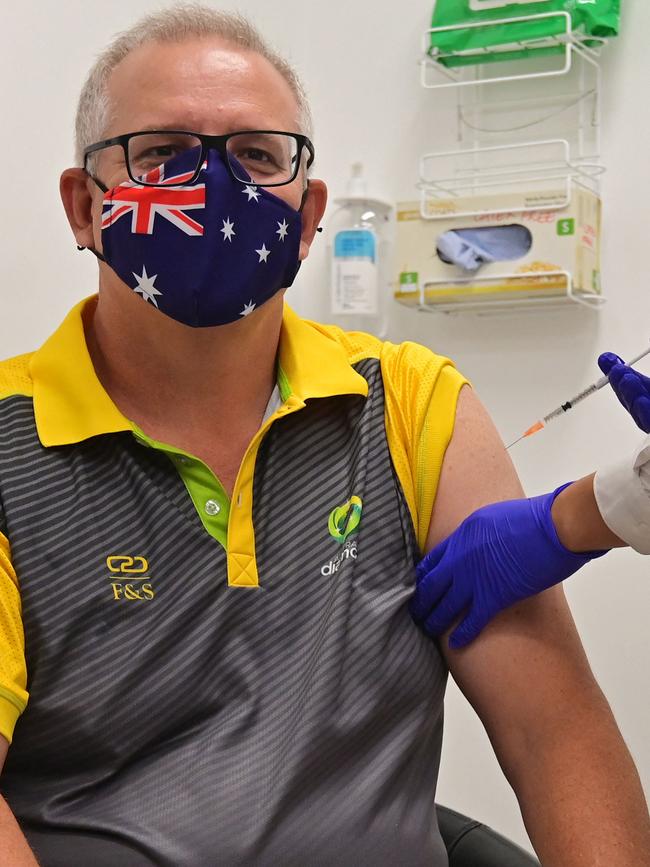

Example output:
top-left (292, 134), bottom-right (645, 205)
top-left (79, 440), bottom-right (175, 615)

top-left (381, 341), bottom-right (469, 554)
top-left (0, 532), bottom-right (28, 743)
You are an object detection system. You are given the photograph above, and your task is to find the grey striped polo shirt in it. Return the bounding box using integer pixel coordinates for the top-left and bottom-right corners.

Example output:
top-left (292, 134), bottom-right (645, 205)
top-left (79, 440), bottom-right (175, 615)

top-left (0, 298), bottom-right (466, 866)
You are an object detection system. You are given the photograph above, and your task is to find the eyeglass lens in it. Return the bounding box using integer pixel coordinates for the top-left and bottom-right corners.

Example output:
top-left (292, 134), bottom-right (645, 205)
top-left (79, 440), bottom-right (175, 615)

top-left (126, 131), bottom-right (300, 186)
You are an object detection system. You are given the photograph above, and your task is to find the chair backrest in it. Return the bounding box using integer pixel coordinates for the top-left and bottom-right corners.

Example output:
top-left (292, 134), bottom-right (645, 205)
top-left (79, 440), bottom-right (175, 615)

top-left (436, 804), bottom-right (541, 867)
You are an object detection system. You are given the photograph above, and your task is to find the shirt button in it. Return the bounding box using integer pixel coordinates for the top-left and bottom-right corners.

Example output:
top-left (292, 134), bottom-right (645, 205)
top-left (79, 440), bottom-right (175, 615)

top-left (205, 499), bottom-right (221, 516)
top-left (177, 455), bottom-right (189, 465)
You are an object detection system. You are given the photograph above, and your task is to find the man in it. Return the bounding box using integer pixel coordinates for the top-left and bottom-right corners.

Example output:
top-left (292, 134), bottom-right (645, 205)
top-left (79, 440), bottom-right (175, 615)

top-left (0, 6), bottom-right (648, 866)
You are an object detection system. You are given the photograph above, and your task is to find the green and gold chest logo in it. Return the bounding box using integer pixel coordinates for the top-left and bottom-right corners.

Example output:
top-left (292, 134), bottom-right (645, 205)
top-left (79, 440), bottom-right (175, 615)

top-left (328, 496), bottom-right (363, 544)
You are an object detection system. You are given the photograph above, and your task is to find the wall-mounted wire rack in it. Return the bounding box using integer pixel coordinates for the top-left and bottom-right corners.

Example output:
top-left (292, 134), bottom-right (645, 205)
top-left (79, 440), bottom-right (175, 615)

top-left (397, 8), bottom-right (611, 315)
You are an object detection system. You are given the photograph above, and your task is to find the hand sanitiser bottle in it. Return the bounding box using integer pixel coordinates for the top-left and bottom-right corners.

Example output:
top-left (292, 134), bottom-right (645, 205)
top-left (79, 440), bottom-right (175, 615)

top-left (327, 163), bottom-right (392, 338)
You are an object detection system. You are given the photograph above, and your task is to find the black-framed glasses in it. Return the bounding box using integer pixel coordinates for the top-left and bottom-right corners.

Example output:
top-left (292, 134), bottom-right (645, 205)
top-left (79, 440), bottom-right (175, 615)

top-left (83, 129), bottom-right (315, 189)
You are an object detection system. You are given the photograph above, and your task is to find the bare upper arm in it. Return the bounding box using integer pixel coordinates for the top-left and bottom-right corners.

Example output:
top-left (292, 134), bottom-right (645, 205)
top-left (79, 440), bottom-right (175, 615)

top-left (426, 384), bottom-right (523, 550)
top-left (427, 385), bottom-right (610, 775)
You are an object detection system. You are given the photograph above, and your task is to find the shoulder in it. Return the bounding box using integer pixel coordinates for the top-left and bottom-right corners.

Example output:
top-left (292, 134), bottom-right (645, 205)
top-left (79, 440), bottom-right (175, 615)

top-left (306, 320), bottom-right (464, 393)
top-left (0, 353), bottom-right (34, 401)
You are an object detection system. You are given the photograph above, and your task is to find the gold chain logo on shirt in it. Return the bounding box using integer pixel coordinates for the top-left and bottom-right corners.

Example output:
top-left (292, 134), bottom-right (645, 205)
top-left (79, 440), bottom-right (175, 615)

top-left (106, 555), bottom-right (155, 601)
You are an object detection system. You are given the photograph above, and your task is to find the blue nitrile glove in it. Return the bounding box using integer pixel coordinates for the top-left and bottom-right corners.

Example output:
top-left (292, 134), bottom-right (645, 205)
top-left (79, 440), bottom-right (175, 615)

top-left (410, 484), bottom-right (607, 649)
top-left (598, 352), bottom-right (650, 433)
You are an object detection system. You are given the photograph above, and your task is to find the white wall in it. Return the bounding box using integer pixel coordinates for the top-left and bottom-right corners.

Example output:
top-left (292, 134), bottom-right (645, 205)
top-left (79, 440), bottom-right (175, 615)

top-left (1, 0), bottom-right (648, 855)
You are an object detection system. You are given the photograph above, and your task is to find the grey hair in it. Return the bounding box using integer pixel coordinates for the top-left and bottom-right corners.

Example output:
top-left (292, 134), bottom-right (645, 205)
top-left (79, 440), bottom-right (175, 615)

top-left (74, 3), bottom-right (313, 167)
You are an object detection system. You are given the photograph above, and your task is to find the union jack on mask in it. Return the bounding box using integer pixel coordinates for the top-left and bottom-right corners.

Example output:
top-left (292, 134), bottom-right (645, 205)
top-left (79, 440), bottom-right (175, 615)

top-left (98, 147), bottom-right (303, 327)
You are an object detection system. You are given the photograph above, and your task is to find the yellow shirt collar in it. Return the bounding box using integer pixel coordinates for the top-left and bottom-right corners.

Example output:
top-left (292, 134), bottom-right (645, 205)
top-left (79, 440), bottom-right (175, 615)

top-left (277, 305), bottom-right (368, 404)
top-left (30, 296), bottom-right (368, 448)
top-left (30, 296), bottom-right (130, 447)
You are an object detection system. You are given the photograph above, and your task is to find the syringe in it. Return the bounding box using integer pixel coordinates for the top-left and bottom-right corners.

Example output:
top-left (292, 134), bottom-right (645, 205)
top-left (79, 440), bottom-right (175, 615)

top-left (506, 342), bottom-right (650, 450)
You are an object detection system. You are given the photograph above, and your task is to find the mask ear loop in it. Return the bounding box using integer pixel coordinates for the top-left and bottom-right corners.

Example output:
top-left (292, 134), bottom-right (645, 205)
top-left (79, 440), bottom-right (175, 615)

top-left (77, 244), bottom-right (106, 263)
top-left (298, 181), bottom-right (323, 232)
top-left (76, 170), bottom-right (110, 260)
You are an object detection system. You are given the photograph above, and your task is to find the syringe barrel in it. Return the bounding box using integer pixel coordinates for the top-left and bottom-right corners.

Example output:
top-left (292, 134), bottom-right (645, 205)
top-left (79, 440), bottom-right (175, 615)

top-left (542, 383), bottom-right (599, 424)
top-left (568, 382), bottom-right (599, 406)
top-left (543, 406), bottom-right (566, 424)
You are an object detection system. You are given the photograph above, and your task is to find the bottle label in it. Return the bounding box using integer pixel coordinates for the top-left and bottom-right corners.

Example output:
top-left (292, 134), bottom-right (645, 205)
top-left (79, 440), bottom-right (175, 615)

top-left (332, 229), bottom-right (378, 315)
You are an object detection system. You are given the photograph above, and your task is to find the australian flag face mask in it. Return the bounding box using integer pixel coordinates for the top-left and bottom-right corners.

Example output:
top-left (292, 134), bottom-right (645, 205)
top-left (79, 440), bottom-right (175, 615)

top-left (94, 147), bottom-right (303, 327)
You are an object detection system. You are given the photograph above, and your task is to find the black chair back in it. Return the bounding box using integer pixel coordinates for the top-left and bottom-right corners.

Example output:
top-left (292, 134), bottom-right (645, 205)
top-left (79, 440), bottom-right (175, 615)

top-left (436, 804), bottom-right (541, 866)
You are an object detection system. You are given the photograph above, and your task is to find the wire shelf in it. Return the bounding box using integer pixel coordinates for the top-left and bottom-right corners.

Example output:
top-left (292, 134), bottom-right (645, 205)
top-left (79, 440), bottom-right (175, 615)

top-left (394, 269), bottom-right (605, 316)
top-left (421, 10), bottom-right (607, 89)
top-left (395, 270), bottom-right (607, 315)
top-left (417, 139), bottom-right (604, 220)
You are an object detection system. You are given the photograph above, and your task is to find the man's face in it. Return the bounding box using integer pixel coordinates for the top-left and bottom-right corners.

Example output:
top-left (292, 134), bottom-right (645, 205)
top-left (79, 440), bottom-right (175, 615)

top-left (68, 36), bottom-right (325, 267)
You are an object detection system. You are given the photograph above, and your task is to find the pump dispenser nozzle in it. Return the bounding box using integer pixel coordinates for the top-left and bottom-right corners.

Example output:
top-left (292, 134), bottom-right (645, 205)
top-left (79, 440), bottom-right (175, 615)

top-left (346, 163), bottom-right (367, 198)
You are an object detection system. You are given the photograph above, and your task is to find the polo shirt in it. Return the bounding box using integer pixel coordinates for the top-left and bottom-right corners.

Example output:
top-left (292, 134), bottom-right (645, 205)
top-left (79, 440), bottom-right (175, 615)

top-left (0, 295), bottom-right (467, 866)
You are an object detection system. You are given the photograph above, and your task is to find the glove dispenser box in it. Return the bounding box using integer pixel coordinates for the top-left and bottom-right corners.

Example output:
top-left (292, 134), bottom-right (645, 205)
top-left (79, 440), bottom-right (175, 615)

top-left (394, 182), bottom-right (602, 311)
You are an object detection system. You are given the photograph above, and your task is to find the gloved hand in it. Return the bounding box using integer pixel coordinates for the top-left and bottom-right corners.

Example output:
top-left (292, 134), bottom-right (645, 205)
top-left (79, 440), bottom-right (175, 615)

top-left (598, 352), bottom-right (650, 433)
top-left (410, 484), bottom-right (606, 649)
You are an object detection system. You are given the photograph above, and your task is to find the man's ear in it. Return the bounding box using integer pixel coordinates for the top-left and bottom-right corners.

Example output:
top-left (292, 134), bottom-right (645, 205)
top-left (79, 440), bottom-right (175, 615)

top-left (60, 168), bottom-right (97, 249)
top-left (298, 178), bottom-right (327, 261)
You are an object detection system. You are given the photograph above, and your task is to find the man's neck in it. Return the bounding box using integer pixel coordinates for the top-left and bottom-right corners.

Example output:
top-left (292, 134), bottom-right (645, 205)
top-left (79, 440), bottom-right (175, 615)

top-left (84, 284), bottom-right (283, 442)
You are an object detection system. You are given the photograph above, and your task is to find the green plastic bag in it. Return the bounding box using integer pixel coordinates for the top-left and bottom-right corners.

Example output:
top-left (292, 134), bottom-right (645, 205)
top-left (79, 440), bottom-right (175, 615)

top-left (429, 0), bottom-right (620, 67)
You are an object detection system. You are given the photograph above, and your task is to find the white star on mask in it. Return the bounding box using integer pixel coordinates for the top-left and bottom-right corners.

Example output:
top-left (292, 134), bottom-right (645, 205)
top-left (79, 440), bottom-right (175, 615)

top-left (221, 218), bottom-right (236, 242)
top-left (240, 300), bottom-right (256, 317)
top-left (242, 185), bottom-right (261, 203)
top-left (276, 220), bottom-right (289, 241)
top-left (255, 244), bottom-right (271, 263)
top-left (132, 266), bottom-right (163, 308)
